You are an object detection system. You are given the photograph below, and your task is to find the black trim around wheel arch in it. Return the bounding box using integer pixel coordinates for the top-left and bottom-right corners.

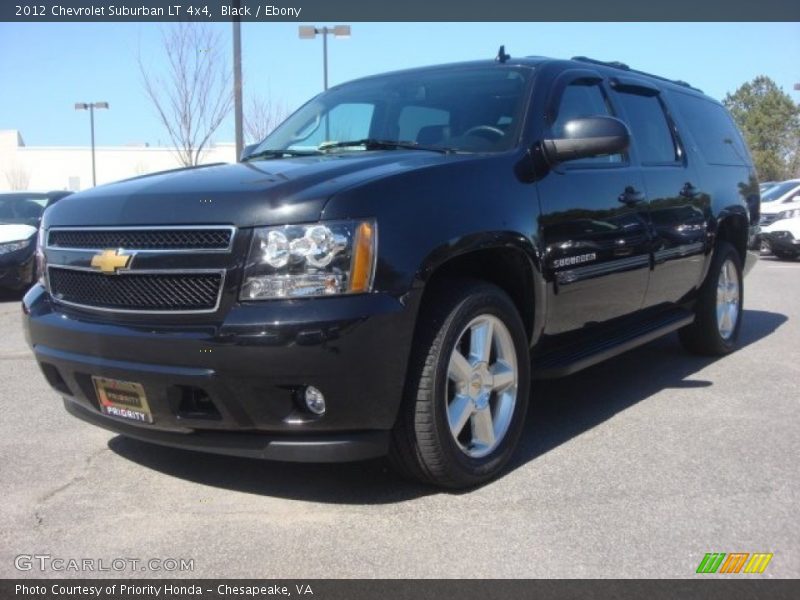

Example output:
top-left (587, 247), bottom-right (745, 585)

top-left (64, 398), bottom-right (390, 463)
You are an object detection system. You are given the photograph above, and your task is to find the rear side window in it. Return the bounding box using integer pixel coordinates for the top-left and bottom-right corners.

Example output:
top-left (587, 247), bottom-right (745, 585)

top-left (669, 92), bottom-right (749, 167)
top-left (615, 92), bottom-right (678, 164)
top-left (552, 82), bottom-right (623, 166)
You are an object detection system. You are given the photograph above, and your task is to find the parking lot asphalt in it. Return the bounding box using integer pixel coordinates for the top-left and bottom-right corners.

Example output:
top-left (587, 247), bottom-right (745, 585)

top-left (0, 257), bottom-right (797, 579)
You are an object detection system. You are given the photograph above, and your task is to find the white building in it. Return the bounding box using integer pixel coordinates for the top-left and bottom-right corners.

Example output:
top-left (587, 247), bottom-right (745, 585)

top-left (0, 130), bottom-right (236, 192)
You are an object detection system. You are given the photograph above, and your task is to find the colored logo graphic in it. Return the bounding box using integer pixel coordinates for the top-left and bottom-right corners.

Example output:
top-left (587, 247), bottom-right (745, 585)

top-left (696, 553), bottom-right (773, 574)
top-left (91, 249), bottom-right (132, 274)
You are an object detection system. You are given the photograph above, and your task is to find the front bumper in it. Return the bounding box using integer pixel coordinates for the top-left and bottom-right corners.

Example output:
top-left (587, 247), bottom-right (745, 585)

top-left (64, 398), bottom-right (389, 461)
top-left (23, 284), bottom-right (418, 462)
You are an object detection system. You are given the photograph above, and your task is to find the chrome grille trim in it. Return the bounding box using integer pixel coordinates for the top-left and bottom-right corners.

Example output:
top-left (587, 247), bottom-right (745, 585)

top-left (47, 225), bottom-right (236, 253)
top-left (46, 265), bottom-right (227, 314)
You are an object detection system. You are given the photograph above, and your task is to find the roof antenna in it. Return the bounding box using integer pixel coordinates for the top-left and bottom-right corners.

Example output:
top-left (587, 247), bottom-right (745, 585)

top-left (496, 45), bottom-right (510, 64)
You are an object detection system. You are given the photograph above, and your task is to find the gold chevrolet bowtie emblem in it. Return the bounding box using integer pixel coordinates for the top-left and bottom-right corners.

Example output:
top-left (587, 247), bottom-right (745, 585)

top-left (91, 249), bottom-right (132, 274)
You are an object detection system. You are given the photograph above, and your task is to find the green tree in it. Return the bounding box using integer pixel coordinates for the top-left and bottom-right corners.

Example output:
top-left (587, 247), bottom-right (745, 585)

top-left (723, 76), bottom-right (800, 181)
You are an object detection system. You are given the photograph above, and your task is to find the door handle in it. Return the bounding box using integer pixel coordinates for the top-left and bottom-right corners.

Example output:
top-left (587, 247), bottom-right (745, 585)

top-left (680, 182), bottom-right (699, 198)
top-left (618, 187), bottom-right (646, 205)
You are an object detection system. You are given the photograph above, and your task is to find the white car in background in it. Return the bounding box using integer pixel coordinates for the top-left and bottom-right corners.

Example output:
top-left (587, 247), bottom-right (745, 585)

top-left (0, 190), bottom-right (71, 290)
top-left (760, 179), bottom-right (800, 226)
top-left (758, 179), bottom-right (800, 253)
top-left (761, 216), bottom-right (800, 260)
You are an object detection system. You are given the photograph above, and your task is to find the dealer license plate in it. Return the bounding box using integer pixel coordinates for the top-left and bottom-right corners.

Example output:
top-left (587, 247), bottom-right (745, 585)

top-left (92, 377), bottom-right (153, 424)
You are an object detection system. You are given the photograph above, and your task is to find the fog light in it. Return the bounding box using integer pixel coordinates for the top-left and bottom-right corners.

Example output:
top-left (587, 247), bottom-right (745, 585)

top-left (304, 386), bottom-right (326, 415)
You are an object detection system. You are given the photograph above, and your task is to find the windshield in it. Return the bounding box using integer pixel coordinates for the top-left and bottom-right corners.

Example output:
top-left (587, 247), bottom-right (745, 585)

top-left (253, 66), bottom-right (532, 156)
top-left (762, 181), bottom-right (800, 202)
top-left (0, 194), bottom-right (49, 226)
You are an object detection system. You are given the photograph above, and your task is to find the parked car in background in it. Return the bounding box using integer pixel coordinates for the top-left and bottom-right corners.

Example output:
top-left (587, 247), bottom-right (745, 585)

top-left (761, 217), bottom-right (800, 260)
top-left (759, 179), bottom-right (800, 223)
top-left (0, 191), bottom-right (71, 290)
top-left (758, 180), bottom-right (800, 253)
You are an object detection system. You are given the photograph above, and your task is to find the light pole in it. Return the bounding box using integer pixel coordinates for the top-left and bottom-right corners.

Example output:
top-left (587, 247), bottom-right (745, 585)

top-left (74, 102), bottom-right (109, 187)
top-left (232, 0), bottom-right (244, 160)
top-left (298, 25), bottom-right (351, 90)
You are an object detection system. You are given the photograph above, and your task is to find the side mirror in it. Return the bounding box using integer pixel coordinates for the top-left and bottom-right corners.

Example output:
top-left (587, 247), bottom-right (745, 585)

top-left (240, 143), bottom-right (259, 162)
top-left (542, 116), bottom-right (630, 164)
top-left (786, 195), bottom-right (800, 203)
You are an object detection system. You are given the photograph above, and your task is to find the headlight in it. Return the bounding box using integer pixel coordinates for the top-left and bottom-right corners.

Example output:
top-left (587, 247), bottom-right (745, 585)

top-left (0, 239), bottom-right (30, 255)
top-left (778, 208), bottom-right (800, 220)
top-left (240, 220), bottom-right (377, 300)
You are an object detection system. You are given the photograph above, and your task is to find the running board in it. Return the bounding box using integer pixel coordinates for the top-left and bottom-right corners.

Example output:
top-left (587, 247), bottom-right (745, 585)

top-left (533, 310), bottom-right (695, 379)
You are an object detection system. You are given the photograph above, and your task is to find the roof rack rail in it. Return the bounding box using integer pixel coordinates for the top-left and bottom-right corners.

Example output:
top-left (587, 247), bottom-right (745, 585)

top-left (570, 56), bottom-right (702, 92)
top-left (572, 56), bottom-right (630, 71)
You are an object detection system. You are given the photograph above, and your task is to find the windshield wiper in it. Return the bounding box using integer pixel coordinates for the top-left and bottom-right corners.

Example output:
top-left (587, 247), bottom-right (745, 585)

top-left (242, 149), bottom-right (321, 161)
top-left (318, 138), bottom-right (455, 154)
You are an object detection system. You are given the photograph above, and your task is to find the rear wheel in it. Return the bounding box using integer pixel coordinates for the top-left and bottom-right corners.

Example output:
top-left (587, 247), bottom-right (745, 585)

top-left (390, 280), bottom-right (530, 488)
top-left (679, 241), bottom-right (743, 356)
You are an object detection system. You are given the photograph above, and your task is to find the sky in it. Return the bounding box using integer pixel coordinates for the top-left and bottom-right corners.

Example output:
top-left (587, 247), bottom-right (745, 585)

top-left (0, 22), bottom-right (798, 147)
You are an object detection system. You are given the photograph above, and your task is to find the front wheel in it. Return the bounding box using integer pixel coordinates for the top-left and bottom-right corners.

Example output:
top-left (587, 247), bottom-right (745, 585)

top-left (679, 241), bottom-right (743, 356)
top-left (390, 280), bottom-right (530, 488)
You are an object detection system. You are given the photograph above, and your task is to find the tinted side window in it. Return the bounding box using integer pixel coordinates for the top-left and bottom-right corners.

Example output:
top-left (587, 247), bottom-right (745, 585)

top-left (615, 92), bottom-right (677, 164)
top-left (669, 92), bottom-right (749, 167)
top-left (552, 82), bottom-right (623, 165)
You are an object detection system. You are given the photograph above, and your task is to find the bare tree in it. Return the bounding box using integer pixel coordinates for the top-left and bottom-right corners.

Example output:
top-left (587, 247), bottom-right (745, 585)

top-left (243, 94), bottom-right (289, 145)
top-left (4, 163), bottom-right (30, 190)
top-left (139, 23), bottom-right (233, 166)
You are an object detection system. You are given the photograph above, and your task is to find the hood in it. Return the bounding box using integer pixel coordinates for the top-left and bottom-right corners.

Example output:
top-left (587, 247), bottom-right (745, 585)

top-left (0, 223), bottom-right (37, 243)
top-left (44, 151), bottom-right (459, 229)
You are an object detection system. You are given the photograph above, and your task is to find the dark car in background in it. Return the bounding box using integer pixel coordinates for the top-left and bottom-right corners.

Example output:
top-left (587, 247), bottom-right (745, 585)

top-left (0, 191), bottom-right (71, 290)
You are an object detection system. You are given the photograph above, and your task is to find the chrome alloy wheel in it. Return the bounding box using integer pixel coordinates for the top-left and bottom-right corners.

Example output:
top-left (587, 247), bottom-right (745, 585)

top-left (716, 258), bottom-right (740, 340)
top-left (446, 314), bottom-right (518, 458)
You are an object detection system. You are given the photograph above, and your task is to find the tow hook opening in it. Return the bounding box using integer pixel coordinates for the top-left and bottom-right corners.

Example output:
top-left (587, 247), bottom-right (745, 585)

top-left (173, 386), bottom-right (222, 421)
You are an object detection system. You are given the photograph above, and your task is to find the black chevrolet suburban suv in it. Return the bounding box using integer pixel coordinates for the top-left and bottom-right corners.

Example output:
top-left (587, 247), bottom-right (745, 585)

top-left (23, 55), bottom-right (760, 488)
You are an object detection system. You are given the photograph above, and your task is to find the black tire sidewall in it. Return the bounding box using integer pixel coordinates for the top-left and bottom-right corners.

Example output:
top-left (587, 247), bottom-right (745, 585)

top-left (709, 245), bottom-right (744, 353)
top-left (426, 285), bottom-right (530, 483)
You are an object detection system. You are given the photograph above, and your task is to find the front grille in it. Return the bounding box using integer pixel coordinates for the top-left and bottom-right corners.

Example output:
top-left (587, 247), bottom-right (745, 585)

top-left (48, 267), bottom-right (223, 312)
top-left (48, 228), bottom-right (233, 251)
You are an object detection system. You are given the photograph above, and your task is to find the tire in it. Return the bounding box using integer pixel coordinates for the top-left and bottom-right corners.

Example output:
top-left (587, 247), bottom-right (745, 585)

top-left (759, 238), bottom-right (772, 255)
top-left (389, 279), bottom-right (531, 488)
top-left (679, 241), bottom-right (743, 356)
